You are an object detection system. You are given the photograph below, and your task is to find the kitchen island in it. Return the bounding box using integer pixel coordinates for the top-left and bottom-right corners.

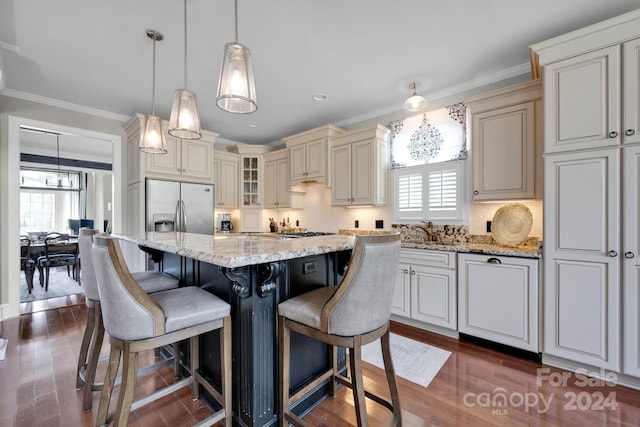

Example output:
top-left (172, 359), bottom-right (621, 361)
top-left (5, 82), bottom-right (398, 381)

top-left (115, 232), bottom-right (355, 427)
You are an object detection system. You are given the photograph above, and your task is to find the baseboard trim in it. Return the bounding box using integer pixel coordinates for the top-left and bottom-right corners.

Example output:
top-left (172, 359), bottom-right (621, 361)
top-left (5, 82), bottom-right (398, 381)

top-left (390, 315), bottom-right (459, 339)
top-left (542, 353), bottom-right (640, 391)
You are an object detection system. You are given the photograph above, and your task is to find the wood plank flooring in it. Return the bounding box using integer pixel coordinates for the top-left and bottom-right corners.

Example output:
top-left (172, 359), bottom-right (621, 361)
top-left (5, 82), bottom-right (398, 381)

top-left (1, 298), bottom-right (639, 426)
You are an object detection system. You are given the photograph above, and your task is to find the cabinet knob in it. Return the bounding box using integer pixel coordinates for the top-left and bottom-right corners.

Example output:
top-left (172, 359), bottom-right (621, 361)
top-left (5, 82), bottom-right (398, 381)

top-left (487, 257), bottom-right (502, 264)
top-left (403, 269), bottom-right (409, 274)
top-left (608, 250), bottom-right (618, 257)
top-left (626, 129), bottom-right (636, 136)
top-left (410, 270), bottom-right (416, 275)
top-left (625, 251), bottom-right (635, 259)
top-left (609, 131), bottom-right (619, 138)
top-left (473, 190), bottom-right (479, 195)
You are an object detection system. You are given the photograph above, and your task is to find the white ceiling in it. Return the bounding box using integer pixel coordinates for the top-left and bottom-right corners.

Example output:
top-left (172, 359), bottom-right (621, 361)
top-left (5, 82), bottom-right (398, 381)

top-left (2, 0), bottom-right (639, 147)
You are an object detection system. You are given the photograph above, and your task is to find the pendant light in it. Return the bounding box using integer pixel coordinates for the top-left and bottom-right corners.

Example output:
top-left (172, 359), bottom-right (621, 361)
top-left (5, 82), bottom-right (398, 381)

top-left (216, 0), bottom-right (257, 114)
top-left (168, 0), bottom-right (202, 139)
top-left (139, 30), bottom-right (167, 154)
top-left (404, 82), bottom-right (427, 112)
top-left (45, 133), bottom-right (73, 188)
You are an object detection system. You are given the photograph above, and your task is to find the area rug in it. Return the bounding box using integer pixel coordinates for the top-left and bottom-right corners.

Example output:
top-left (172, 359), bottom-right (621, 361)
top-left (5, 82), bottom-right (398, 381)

top-left (361, 333), bottom-right (450, 388)
top-left (20, 267), bottom-right (84, 302)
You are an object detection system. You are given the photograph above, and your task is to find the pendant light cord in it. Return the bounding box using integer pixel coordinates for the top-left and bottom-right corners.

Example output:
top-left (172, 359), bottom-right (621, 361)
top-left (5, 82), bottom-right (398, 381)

top-left (234, 0), bottom-right (238, 42)
top-left (151, 35), bottom-right (157, 115)
top-left (183, 0), bottom-right (188, 89)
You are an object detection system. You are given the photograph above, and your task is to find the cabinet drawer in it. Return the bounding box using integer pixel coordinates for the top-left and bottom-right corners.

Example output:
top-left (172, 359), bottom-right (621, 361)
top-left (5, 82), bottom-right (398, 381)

top-left (400, 248), bottom-right (456, 269)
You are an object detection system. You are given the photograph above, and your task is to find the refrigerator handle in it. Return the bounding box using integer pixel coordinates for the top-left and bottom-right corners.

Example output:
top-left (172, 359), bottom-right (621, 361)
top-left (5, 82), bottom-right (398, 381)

top-left (175, 201), bottom-right (182, 232)
top-left (181, 200), bottom-right (187, 233)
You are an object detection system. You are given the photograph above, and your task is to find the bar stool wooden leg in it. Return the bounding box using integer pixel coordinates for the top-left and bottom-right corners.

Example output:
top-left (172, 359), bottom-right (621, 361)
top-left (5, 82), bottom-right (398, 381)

top-left (349, 337), bottom-right (368, 427)
top-left (330, 345), bottom-right (338, 397)
top-left (381, 329), bottom-right (402, 426)
top-left (191, 336), bottom-right (200, 400)
top-left (76, 304), bottom-right (96, 389)
top-left (114, 342), bottom-right (138, 426)
top-left (96, 345), bottom-right (121, 426)
top-left (83, 302), bottom-right (105, 411)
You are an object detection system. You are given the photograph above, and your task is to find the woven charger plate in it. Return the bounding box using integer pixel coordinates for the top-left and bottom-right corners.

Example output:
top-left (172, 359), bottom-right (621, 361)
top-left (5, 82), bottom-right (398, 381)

top-left (491, 203), bottom-right (533, 247)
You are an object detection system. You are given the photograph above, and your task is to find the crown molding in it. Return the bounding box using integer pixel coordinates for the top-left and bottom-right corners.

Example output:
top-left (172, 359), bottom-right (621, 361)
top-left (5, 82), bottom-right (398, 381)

top-left (1, 89), bottom-right (130, 122)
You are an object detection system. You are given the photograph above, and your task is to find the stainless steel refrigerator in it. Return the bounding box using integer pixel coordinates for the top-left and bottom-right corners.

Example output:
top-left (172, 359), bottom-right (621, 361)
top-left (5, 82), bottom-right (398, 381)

top-left (145, 179), bottom-right (215, 235)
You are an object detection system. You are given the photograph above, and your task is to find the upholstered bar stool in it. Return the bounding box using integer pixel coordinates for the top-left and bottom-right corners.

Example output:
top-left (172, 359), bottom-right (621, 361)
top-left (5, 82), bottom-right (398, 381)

top-left (75, 228), bottom-right (180, 411)
top-left (278, 233), bottom-right (402, 427)
top-left (92, 235), bottom-right (231, 427)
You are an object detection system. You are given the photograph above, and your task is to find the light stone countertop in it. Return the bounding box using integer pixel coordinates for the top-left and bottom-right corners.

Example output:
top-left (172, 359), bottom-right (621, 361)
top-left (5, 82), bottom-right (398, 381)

top-left (400, 241), bottom-right (542, 258)
top-left (114, 232), bottom-right (356, 268)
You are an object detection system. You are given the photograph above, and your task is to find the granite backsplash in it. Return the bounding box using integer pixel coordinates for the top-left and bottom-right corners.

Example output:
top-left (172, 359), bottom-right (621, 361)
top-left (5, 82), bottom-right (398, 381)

top-left (390, 223), bottom-right (540, 248)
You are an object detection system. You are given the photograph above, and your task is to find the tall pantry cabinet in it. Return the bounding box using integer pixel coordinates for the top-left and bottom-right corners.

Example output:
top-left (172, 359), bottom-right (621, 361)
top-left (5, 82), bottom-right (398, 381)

top-left (533, 10), bottom-right (640, 381)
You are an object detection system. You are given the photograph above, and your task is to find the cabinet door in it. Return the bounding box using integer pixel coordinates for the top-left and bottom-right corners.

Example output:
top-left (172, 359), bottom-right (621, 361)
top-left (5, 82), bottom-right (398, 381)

top-left (181, 139), bottom-right (213, 182)
top-left (351, 140), bottom-right (374, 205)
top-left (472, 102), bottom-right (535, 200)
top-left (305, 139), bottom-right (326, 181)
top-left (264, 160), bottom-right (278, 208)
top-left (544, 149), bottom-right (620, 370)
top-left (290, 144), bottom-right (307, 182)
top-left (458, 254), bottom-right (538, 352)
top-left (146, 135), bottom-right (181, 177)
top-left (391, 263), bottom-right (411, 317)
top-left (624, 146), bottom-right (640, 377)
top-left (331, 145), bottom-right (352, 206)
top-left (276, 158), bottom-right (291, 208)
top-left (410, 265), bottom-right (457, 330)
top-left (214, 159), bottom-right (238, 209)
top-left (544, 45), bottom-right (621, 153)
top-left (624, 38), bottom-right (640, 145)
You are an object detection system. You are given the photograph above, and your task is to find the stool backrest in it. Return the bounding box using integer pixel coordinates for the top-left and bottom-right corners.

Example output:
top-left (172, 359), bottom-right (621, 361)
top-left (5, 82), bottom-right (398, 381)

top-left (321, 233), bottom-right (400, 336)
top-left (92, 235), bottom-right (165, 340)
top-left (78, 228), bottom-right (100, 301)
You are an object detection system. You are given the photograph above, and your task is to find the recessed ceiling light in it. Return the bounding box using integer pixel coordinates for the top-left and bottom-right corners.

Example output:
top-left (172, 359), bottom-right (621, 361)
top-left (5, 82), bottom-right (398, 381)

top-left (312, 93), bottom-right (328, 102)
top-left (248, 122), bottom-right (259, 128)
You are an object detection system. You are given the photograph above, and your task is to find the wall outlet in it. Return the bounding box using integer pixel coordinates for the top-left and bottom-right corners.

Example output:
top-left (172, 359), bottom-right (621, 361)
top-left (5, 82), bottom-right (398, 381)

top-left (375, 220), bottom-right (383, 229)
top-left (486, 221), bottom-right (492, 233)
top-left (303, 261), bottom-right (317, 274)
top-left (354, 220), bottom-right (359, 228)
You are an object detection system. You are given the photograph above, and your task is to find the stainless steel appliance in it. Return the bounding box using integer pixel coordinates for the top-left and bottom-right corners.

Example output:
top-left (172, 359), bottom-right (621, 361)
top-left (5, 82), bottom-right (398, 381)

top-left (146, 179), bottom-right (215, 235)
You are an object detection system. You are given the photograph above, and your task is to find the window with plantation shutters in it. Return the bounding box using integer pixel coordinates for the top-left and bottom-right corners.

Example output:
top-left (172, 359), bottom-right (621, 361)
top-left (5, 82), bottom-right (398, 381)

top-left (392, 160), bottom-right (465, 222)
top-left (394, 165), bottom-right (423, 221)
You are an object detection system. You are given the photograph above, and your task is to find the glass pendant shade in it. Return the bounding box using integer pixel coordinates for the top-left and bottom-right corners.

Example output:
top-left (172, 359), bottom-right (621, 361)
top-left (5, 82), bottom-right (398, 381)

top-left (404, 93), bottom-right (427, 112)
top-left (139, 114), bottom-right (167, 154)
top-left (169, 89), bottom-right (202, 139)
top-left (216, 42), bottom-right (257, 114)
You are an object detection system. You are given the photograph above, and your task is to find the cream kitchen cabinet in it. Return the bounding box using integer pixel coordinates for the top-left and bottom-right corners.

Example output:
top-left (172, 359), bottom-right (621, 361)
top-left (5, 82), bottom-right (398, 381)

top-left (466, 80), bottom-right (543, 200)
top-left (392, 249), bottom-right (457, 332)
top-left (532, 10), bottom-right (640, 374)
top-left (263, 149), bottom-right (304, 209)
top-left (624, 145), bottom-right (640, 378)
top-left (535, 23), bottom-right (640, 153)
top-left (283, 125), bottom-right (344, 186)
top-left (213, 150), bottom-right (239, 209)
top-left (124, 113), bottom-right (218, 185)
top-left (330, 124), bottom-right (389, 207)
top-left (458, 253), bottom-right (539, 353)
top-left (228, 144), bottom-right (273, 232)
top-left (543, 148), bottom-right (620, 371)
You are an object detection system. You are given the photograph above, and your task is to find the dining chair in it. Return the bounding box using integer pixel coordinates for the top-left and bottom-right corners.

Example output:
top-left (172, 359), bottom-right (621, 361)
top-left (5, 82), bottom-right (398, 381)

top-left (37, 232), bottom-right (79, 291)
top-left (92, 235), bottom-right (232, 426)
top-left (278, 233), bottom-right (402, 427)
top-left (20, 235), bottom-right (35, 294)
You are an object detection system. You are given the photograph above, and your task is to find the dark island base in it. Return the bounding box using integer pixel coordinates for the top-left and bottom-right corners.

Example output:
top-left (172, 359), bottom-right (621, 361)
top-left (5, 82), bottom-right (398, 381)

top-left (157, 249), bottom-right (351, 427)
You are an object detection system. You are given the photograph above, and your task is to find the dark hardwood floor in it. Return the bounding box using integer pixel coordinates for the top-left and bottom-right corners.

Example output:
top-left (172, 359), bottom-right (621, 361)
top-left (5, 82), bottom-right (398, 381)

top-left (1, 296), bottom-right (639, 426)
